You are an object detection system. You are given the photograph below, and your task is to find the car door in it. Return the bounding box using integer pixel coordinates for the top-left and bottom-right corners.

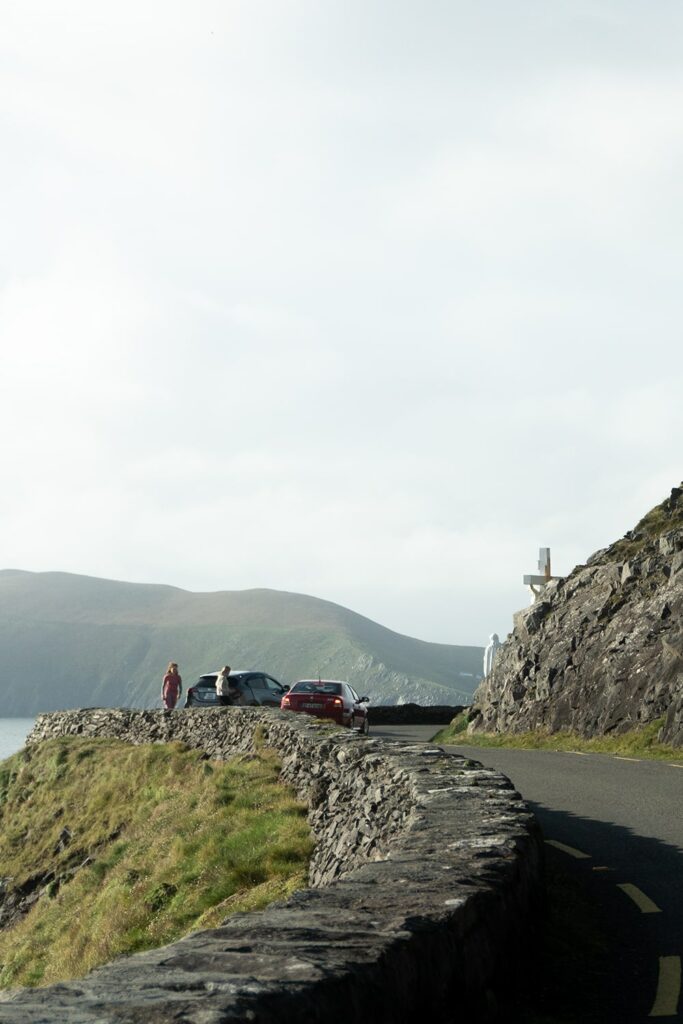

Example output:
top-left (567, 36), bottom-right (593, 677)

top-left (348, 684), bottom-right (363, 728)
top-left (240, 671), bottom-right (262, 704)
top-left (230, 678), bottom-right (251, 706)
top-left (245, 674), bottom-right (271, 705)
top-left (263, 675), bottom-right (287, 706)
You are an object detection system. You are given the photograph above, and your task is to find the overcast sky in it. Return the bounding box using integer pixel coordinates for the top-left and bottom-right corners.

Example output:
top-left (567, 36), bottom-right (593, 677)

top-left (1, 1), bottom-right (681, 646)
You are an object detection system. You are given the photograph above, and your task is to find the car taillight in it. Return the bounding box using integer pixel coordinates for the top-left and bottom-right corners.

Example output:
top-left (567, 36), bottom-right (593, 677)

top-left (281, 695), bottom-right (290, 707)
top-left (187, 687), bottom-right (195, 697)
top-left (332, 697), bottom-right (342, 705)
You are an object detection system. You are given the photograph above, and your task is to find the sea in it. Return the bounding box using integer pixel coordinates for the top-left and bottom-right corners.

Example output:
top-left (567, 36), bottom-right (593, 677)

top-left (0, 718), bottom-right (37, 760)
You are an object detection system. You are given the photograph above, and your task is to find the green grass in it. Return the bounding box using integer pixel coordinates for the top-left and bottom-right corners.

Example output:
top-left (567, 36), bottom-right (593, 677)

top-left (603, 486), bottom-right (683, 563)
top-left (434, 716), bottom-right (683, 761)
top-left (0, 738), bottom-right (313, 989)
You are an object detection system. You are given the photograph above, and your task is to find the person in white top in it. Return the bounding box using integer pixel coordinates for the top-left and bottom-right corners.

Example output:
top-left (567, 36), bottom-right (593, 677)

top-left (215, 665), bottom-right (233, 706)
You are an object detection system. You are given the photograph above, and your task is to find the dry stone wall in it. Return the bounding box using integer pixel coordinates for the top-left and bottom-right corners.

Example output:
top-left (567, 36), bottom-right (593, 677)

top-left (369, 703), bottom-right (465, 725)
top-left (1, 707), bottom-right (542, 1023)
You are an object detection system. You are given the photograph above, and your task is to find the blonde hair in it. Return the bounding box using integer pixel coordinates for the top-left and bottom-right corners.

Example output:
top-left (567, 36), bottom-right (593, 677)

top-left (166, 662), bottom-right (178, 674)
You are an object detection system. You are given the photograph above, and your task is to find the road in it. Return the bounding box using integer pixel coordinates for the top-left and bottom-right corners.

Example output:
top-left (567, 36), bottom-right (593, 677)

top-left (373, 724), bottom-right (683, 1023)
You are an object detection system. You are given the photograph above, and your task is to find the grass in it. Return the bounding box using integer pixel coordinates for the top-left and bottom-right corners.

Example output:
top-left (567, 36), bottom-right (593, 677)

top-left (603, 486), bottom-right (683, 563)
top-left (433, 716), bottom-right (683, 761)
top-left (0, 737), bottom-right (313, 989)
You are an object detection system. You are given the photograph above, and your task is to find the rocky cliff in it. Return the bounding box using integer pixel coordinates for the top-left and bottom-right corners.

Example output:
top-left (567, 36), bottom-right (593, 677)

top-left (470, 485), bottom-right (683, 746)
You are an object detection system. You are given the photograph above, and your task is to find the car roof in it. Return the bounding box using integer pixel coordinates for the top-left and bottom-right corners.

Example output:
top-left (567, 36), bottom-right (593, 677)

top-left (294, 679), bottom-right (348, 685)
top-left (197, 670), bottom-right (254, 680)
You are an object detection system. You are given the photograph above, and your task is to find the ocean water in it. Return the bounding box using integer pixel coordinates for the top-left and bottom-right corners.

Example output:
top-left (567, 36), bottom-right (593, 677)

top-left (0, 718), bottom-right (36, 760)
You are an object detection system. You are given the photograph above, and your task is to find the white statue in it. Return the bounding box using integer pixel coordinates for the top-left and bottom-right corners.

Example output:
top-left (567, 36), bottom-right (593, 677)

top-left (483, 633), bottom-right (501, 677)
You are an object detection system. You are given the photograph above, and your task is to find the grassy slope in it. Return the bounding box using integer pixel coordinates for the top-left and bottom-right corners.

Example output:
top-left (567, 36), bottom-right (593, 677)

top-left (0, 738), bottom-right (313, 988)
top-left (0, 571), bottom-right (482, 713)
top-left (434, 715), bottom-right (683, 761)
top-left (600, 483), bottom-right (683, 563)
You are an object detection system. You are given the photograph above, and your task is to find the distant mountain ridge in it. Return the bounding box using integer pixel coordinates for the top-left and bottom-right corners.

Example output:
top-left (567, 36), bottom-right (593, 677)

top-left (0, 571), bottom-right (483, 715)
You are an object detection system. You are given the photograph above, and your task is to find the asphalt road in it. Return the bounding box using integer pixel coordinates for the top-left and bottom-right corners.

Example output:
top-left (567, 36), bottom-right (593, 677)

top-left (373, 724), bottom-right (683, 1023)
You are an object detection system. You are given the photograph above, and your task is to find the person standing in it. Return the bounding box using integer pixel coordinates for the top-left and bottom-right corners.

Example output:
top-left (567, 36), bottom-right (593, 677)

top-left (161, 662), bottom-right (183, 709)
top-left (215, 665), bottom-right (234, 706)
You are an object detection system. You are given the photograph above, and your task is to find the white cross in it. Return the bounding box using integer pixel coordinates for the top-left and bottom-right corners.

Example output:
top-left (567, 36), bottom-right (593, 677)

top-left (523, 547), bottom-right (559, 599)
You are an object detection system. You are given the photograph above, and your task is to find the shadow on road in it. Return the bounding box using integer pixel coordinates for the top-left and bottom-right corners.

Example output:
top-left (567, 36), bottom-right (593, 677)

top-left (510, 802), bottom-right (683, 1024)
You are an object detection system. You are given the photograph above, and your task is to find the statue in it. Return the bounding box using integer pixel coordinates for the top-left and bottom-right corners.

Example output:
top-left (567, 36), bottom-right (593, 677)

top-left (483, 633), bottom-right (501, 677)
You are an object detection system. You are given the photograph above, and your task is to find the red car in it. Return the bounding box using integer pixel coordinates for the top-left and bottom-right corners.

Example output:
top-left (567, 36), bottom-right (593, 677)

top-left (280, 679), bottom-right (370, 733)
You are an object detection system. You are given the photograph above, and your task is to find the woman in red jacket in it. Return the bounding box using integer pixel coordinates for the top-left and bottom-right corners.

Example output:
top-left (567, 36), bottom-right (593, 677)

top-left (161, 662), bottom-right (182, 709)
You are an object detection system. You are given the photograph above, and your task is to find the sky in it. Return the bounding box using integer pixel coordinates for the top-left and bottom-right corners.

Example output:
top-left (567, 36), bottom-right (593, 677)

top-left (1, 0), bottom-right (682, 647)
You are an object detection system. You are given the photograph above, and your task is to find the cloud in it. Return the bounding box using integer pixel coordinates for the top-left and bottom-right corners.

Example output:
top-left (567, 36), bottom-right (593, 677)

top-left (0, 2), bottom-right (681, 644)
top-left (385, 71), bottom-right (683, 254)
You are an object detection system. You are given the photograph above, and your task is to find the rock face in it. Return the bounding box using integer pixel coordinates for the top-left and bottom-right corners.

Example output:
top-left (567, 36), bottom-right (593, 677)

top-left (470, 485), bottom-right (683, 746)
top-left (0, 707), bottom-right (542, 1023)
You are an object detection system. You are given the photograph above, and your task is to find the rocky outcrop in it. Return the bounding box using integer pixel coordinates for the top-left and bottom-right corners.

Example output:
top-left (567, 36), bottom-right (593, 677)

top-left (470, 485), bottom-right (683, 745)
top-left (0, 873), bottom-right (55, 931)
top-left (0, 707), bottom-right (542, 1023)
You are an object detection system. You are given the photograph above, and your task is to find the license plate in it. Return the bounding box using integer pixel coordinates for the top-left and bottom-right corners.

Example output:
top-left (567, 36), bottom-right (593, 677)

top-left (302, 702), bottom-right (323, 709)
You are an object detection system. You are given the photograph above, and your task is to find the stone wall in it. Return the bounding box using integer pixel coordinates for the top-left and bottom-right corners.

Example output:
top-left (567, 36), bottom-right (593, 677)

top-left (369, 703), bottom-right (465, 725)
top-left (1, 707), bottom-right (542, 1023)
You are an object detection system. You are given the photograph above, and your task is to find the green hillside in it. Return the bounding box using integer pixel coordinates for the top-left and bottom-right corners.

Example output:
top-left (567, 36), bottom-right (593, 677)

top-left (0, 737), bottom-right (312, 987)
top-left (0, 570), bottom-right (482, 715)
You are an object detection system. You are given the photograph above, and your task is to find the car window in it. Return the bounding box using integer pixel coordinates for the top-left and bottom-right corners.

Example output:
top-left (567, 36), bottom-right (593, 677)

top-left (197, 675), bottom-right (217, 687)
top-left (265, 676), bottom-right (283, 692)
top-left (291, 682), bottom-right (342, 695)
top-left (349, 685), bottom-right (360, 702)
top-left (247, 675), bottom-right (267, 689)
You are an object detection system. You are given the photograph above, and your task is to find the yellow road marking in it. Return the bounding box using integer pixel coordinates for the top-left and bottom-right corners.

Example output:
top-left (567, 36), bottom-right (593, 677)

top-left (618, 883), bottom-right (661, 914)
top-left (545, 839), bottom-right (591, 859)
top-left (615, 756), bottom-right (641, 762)
top-left (669, 763), bottom-right (683, 769)
top-left (650, 955), bottom-right (681, 1017)
top-left (592, 866), bottom-right (612, 872)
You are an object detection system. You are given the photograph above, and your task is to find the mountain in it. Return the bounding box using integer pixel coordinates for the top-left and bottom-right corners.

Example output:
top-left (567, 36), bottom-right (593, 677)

top-left (0, 571), bottom-right (483, 715)
top-left (470, 484), bottom-right (683, 746)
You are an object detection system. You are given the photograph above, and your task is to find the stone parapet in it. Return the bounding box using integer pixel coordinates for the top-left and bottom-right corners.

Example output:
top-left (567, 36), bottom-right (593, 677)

top-left (1, 707), bottom-right (542, 1023)
top-left (368, 703), bottom-right (465, 724)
